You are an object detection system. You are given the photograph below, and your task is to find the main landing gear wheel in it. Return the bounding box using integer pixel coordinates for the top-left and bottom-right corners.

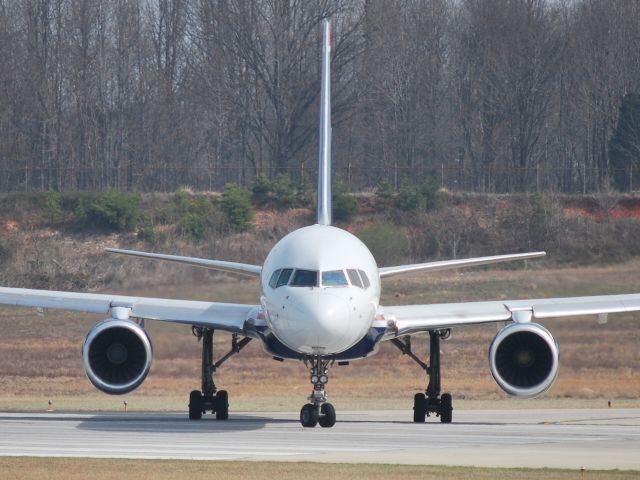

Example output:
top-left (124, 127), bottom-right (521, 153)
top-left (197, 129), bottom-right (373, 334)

top-left (413, 393), bottom-right (426, 423)
top-left (300, 404), bottom-right (319, 428)
top-left (440, 393), bottom-right (452, 423)
top-left (189, 390), bottom-right (203, 420)
top-left (393, 330), bottom-right (454, 424)
top-left (215, 390), bottom-right (229, 420)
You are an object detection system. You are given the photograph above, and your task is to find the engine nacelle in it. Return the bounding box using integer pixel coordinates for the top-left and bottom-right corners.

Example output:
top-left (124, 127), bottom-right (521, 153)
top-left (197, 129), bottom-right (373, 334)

top-left (489, 322), bottom-right (559, 398)
top-left (82, 319), bottom-right (152, 395)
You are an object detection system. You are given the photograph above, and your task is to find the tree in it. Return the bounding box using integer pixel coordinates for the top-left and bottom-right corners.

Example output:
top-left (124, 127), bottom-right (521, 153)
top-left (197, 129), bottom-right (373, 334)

top-left (1, 0), bottom-right (640, 195)
top-left (221, 182), bottom-right (253, 231)
top-left (565, 0), bottom-right (640, 192)
top-left (360, 0), bottom-right (451, 178)
top-left (610, 93), bottom-right (640, 190)
top-left (192, 0), bottom-right (365, 177)
top-left (453, 0), bottom-right (563, 192)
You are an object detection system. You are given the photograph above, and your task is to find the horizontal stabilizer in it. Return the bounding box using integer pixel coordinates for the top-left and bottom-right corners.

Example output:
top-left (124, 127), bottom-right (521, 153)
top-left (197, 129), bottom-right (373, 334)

top-left (379, 252), bottom-right (546, 278)
top-left (105, 248), bottom-right (261, 277)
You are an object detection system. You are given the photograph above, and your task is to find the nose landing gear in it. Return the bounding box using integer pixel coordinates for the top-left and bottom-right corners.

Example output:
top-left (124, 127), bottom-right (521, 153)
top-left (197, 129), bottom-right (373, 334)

top-left (300, 356), bottom-right (336, 428)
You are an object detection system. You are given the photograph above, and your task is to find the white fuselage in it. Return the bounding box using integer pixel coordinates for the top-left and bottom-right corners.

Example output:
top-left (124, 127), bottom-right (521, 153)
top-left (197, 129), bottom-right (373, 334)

top-left (260, 225), bottom-right (380, 355)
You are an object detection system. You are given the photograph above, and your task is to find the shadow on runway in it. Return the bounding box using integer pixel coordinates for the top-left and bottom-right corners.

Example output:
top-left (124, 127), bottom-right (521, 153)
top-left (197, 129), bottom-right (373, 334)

top-left (73, 416), bottom-right (511, 432)
top-left (74, 414), bottom-right (289, 433)
top-left (0, 413), bottom-right (511, 432)
top-left (0, 413), bottom-right (285, 433)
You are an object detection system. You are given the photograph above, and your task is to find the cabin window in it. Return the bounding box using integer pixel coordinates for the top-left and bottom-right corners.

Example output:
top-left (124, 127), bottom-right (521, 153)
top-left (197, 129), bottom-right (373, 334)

top-left (269, 269), bottom-right (281, 288)
top-left (290, 269), bottom-right (318, 287)
top-left (322, 270), bottom-right (348, 287)
top-left (358, 270), bottom-right (371, 289)
top-left (276, 268), bottom-right (294, 288)
top-left (347, 269), bottom-right (363, 288)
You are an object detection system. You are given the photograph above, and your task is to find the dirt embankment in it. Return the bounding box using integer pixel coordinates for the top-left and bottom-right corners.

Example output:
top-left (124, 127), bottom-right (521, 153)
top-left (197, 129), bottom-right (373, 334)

top-left (2, 191), bottom-right (640, 292)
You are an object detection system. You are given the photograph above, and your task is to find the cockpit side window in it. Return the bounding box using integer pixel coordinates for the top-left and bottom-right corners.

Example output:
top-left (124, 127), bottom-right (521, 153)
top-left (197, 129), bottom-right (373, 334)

top-left (290, 269), bottom-right (318, 287)
top-left (322, 270), bottom-right (348, 287)
top-left (347, 269), bottom-right (363, 288)
top-left (358, 269), bottom-right (371, 289)
top-left (269, 269), bottom-right (281, 289)
top-left (276, 268), bottom-right (294, 287)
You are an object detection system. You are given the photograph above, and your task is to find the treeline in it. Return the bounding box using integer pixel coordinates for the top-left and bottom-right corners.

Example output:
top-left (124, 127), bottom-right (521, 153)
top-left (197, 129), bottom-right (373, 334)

top-left (0, 0), bottom-right (639, 194)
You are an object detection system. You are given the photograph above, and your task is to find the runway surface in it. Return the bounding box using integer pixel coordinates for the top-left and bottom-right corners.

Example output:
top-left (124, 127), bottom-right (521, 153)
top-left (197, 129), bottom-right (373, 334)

top-left (1, 409), bottom-right (639, 469)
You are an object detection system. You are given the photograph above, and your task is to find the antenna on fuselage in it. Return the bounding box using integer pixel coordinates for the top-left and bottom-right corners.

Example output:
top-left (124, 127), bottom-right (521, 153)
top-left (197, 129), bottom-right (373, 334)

top-left (317, 18), bottom-right (332, 226)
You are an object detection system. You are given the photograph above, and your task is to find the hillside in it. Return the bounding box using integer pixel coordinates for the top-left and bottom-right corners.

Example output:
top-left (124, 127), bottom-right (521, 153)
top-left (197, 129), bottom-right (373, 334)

top-left (2, 191), bottom-right (640, 291)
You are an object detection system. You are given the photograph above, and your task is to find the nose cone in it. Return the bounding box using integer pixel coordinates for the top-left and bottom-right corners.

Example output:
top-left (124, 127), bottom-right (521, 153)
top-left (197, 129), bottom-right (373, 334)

top-left (275, 291), bottom-right (357, 354)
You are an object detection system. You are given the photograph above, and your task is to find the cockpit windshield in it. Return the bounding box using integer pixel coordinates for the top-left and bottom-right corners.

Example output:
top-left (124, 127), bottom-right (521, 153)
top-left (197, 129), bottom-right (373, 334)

top-left (322, 270), bottom-right (348, 287)
top-left (268, 269), bottom-right (281, 288)
top-left (346, 269), bottom-right (363, 288)
top-left (290, 269), bottom-right (318, 287)
top-left (359, 269), bottom-right (371, 289)
top-left (276, 268), bottom-right (293, 287)
top-left (269, 267), bottom-right (370, 289)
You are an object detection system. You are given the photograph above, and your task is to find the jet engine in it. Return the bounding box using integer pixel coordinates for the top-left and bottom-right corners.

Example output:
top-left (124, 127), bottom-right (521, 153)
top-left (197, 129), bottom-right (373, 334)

top-left (489, 322), bottom-right (559, 398)
top-left (82, 319), bottom-right (152, 395)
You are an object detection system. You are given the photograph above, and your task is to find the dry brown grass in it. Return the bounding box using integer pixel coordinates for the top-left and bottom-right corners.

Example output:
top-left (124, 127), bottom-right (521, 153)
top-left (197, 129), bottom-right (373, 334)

top-left (1, 261), bottom-right (640, 411)
top-left (0, 458), bottom-right (637, 480)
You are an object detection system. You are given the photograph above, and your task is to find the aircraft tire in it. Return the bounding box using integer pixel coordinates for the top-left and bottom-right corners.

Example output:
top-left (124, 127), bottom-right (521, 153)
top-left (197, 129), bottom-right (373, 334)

top-left (440, 393), bottom-right (452, 423)
top-left (300, 403), bottom-right (319, 428)
top-left (215, 390), bottom-right (229, 420)
top-left (413, 393), bottom-right (426, 423)
top-left (189, 390), bottom-right (203, 420)
top-left (319, 403), bottom-right (336, 428)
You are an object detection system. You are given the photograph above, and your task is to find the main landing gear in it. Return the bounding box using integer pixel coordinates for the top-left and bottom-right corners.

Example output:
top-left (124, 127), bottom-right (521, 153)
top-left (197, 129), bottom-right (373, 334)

top-left (188, 327), bottom-right (251, 421)
top-left (300, 356), bottom-right (337, 428)
top-left (392, 330), bottom-right (453, 423)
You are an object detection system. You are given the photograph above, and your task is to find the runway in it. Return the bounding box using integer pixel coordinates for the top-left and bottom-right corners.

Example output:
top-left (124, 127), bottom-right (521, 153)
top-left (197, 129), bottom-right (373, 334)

top-left (1, 409), bottom-right (639, 470)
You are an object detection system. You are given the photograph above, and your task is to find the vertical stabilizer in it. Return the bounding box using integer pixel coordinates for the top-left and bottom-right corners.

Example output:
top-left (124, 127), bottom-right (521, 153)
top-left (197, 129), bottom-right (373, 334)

top-left (317, 19), bottom-right (332, 225)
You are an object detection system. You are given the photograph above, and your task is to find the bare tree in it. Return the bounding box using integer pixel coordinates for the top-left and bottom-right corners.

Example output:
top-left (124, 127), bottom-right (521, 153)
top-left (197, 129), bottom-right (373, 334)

top-left (197, 0), bottom-right (364, 178)
top-left (359, 0), bottom-right (452, 186)
top-left (565, 0), bottom-right (640, 192)
top-left (0, 0), bottom-right (639, 193)
top-left (453, 0), bottom-right (563, 192)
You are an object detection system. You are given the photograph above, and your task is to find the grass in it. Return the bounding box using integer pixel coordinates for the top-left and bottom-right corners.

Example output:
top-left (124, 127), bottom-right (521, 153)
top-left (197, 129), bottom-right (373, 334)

top-left (1, 458), bottom-right (638, 480)
top-left (2, 393), bottom-right (639, 413)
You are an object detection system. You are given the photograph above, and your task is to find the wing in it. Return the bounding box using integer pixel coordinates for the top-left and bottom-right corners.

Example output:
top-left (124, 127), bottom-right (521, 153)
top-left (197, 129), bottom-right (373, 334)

top-left (105, 248), bottom-right (262, 277)
top-left (381, 293), bottom-right (640, 337)
top-left (379, 252), bottom-right (546, 278)
top-left (0, 286), bottom-right (259, 334)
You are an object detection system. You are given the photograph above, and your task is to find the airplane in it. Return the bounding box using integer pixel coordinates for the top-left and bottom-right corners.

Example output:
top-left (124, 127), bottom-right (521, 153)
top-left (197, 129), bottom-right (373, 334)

top-left (2, 19), bottom-right (640, 428)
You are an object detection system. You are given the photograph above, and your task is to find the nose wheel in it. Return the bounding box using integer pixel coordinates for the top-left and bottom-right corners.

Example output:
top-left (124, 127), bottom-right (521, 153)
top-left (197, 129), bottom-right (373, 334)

top-left (319, 402), bottom-right (336, 427)
top-left (300, 357), bottom-right (336, 428)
